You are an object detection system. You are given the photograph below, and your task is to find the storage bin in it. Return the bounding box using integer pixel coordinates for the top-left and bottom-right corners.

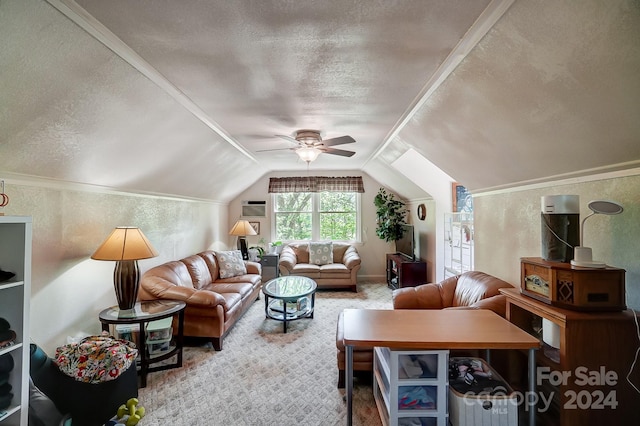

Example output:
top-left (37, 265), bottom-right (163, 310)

top-left (146, 317), bottom-right (173, 342)
top-left (148, 339), bottom-right (171, 355)
top-left (448, 357), bottom-right (517, 426)
top-left (115, 324), bottom-right (140, 345)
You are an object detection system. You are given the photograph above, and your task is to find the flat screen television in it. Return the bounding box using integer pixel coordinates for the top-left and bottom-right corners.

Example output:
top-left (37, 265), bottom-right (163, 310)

top-left (395, 224), bottom-right (415, 261)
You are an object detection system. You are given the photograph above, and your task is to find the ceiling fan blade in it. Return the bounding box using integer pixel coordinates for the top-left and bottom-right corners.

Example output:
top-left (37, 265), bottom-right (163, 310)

top-left (322, 147), bottom-right (355, 157)
top-left (321, 135), bottom-right (355, 146)
top-left (275, 134), bottom-right (300, 145)
top-left (256, 147), bottom-right (295, 152)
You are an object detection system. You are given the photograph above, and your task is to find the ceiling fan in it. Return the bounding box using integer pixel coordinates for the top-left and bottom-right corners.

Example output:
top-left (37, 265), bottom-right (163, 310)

top-left (258, 129), bottom-right (356, 162)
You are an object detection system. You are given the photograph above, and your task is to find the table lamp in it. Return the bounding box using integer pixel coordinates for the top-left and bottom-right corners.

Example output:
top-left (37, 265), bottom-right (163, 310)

top-left (91, 227), bottom-right (159, 310)
top-left (570, 200), bottom-right (623, 268)
top-left (229, 219), bottom-right (257, 260)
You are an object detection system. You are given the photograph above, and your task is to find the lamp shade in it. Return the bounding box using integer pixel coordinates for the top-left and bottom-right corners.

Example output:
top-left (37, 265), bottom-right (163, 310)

top-left (571, 200), bottom-right (624, 268)
top-left (229, 220), bottom-right (258, 237)
top-left (91, 227), bottom-right (158, 261)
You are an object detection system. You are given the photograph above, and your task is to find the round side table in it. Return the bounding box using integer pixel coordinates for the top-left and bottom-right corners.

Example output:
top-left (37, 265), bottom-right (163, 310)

top-left (98, 300), bottom-right (186, 387)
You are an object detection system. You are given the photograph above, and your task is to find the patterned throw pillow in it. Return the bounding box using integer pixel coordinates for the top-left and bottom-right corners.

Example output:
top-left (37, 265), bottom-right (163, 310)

top-left (214, 250), bottom-right (247, 278)
top-left (309, 242), bottom-right (333, 265)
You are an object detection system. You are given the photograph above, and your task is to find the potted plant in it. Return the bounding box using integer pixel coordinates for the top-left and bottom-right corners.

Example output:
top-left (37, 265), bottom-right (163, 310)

top-left (250, 238), bottom-right (267, 258)
top-left (374, 187), bottom-right (408, 242)
top-left (269, 240), bottom-right (283, 254)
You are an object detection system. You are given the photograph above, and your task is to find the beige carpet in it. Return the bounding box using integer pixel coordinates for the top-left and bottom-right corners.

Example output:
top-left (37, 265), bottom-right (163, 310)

top-left (138, 282), bottom-right (393, 425)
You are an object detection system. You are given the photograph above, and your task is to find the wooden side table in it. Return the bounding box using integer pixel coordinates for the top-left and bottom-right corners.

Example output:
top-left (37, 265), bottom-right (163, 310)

top-left (98, 300), bottom-right (186, 388)
top-left (386, 253), bottom-right (427, 289)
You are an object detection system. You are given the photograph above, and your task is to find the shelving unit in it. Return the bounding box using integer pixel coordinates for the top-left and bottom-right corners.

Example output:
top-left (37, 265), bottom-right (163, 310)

top-left (386, 253), bottom-right (427, 289)
top-left (373, 347), bottom-right (449, 426)
top-left (444, 213), bottom-right (473, 279)
top-left (0, 216), bottom-right (32, 426)
top-left (501, 287), bottom-right (640, 425)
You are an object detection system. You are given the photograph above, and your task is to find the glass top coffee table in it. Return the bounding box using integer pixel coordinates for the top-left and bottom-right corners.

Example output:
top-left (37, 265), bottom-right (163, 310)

top-left (262, 276), bottom-right (317, 333)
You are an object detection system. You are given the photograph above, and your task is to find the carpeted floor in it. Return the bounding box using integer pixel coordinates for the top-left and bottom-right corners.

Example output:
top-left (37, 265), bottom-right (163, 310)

top-left (138, 281), bottom-right (393, 425)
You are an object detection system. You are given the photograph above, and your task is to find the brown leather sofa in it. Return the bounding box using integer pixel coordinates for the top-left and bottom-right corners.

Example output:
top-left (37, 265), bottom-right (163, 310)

top-left (335, 271), bottom-right (513, 388)
top-left (139, 250), bottom-right (262, 351)
top-left (278, 242), bottom-right (361, 291)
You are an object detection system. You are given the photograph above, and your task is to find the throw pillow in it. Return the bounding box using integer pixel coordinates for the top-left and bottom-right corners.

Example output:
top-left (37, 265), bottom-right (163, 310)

top-left (214, 250), bottom-right (247, 278)
top-left (309, 242), bottom-right (333, 265)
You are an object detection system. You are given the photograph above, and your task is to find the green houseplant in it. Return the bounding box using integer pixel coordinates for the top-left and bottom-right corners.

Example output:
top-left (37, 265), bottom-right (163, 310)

top-left (250, 238), bottom-right (267, 258)
top-left (269, 240), bottom-right (283, 254)
top-left (374, 187), bottom-right (408, 242)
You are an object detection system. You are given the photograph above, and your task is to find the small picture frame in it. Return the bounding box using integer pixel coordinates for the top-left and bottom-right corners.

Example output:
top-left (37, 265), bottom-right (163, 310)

top-left (249, 221), bottom-right (260, 235)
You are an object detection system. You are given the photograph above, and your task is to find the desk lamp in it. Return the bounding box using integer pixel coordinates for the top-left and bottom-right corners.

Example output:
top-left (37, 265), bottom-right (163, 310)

top-left (570, 200), bottom-right (623, 268)
top-left (92, 227), bottom-right (158, 310)
top-left (229, 219), bottom-right (257, 260)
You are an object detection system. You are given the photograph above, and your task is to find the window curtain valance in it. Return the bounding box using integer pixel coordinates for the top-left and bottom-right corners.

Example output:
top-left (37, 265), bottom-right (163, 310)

top-left (268, 176), bottom-right (364, 193)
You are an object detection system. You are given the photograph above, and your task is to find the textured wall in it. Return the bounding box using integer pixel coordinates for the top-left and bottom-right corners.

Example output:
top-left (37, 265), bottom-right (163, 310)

top-left (406, 199), bottom-right (437, 283)
top-left (474, 172), bottom-right (640, 310)
top-left (1, 179), bottom-right (227, 355)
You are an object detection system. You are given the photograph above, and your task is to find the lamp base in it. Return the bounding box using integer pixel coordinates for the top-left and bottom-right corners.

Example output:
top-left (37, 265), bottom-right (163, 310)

top-left (570, 259), bottom-right (606, 268)
top-left (237, 237), bottom-right (249, 260)
top-left (570, 246), bottom-right (606, 268)
top-left (113, 260), bottom-right (140, 310)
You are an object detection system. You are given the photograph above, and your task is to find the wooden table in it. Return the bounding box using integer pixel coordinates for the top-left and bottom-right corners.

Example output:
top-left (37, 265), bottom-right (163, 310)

top-left (342, 309), bottom-right (541, 425)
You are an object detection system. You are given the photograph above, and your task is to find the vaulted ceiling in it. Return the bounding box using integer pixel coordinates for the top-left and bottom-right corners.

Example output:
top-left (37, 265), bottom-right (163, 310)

top-left (1, 0), bottom-right (639, 202)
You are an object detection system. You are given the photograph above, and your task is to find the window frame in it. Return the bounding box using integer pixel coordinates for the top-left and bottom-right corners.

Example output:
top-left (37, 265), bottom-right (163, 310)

top-left (271, 192), bottom-right (361, 242)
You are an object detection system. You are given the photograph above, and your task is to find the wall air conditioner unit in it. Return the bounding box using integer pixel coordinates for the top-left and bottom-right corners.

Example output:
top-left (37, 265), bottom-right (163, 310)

top-left (241, 200), bottom-right (266, 217)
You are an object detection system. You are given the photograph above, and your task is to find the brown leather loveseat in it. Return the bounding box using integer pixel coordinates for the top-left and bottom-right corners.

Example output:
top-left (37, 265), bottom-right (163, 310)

top-left (335, 271), bottom-right (513, 387)
top-left (139, 250), bottom-right (262, 350)
top-left (278, 242), bottom-right (361, 291)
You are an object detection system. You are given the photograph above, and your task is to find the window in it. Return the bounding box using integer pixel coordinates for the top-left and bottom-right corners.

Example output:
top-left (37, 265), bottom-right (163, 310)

top-left (273, 192), bottom-right (360, 241)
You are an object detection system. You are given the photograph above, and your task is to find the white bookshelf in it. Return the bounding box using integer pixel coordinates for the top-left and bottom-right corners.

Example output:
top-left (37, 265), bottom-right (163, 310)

top-left (0, 216), bottom-right (32, 426)
top-left (373, 347), bottom-right (449, 426)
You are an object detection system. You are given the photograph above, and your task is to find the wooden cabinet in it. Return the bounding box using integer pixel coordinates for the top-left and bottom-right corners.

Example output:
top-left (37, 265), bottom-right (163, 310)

top-left (500, 287), bottom-right (640, 425)
top-left (0, 216), bottom-right (31, 426)
top-left (386, 253), bottom-right (427, 289)
top-left (520, 257), bottom-right (626, 311)
top-left (373, 347), bottom-right (449, 426)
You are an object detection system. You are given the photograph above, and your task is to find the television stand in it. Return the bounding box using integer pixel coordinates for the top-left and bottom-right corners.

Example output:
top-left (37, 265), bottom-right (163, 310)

top-left (386, 253), bottom-right (427, 289)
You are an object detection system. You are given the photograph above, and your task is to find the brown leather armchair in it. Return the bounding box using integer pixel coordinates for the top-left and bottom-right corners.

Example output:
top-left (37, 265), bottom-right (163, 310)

top-left (336, 271), bottom-right (513, 388)
top-left (392, 271), bottom-right (511, 316)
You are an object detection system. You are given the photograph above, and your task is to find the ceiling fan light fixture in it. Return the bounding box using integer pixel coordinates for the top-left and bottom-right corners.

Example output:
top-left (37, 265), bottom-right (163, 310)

top-left (296, 146), bottom-right (322, 163)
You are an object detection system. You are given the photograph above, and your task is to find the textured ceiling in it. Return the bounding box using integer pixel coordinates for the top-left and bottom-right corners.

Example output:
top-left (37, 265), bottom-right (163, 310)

top-left (1, 0), bottom-right (639, 202)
